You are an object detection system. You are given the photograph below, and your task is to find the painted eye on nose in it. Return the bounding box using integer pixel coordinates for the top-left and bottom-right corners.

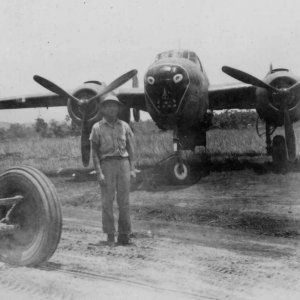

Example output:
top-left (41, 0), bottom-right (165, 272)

top-left (173, 74), bottom-right (183, 83)
top-left (147, 76), bottom-right (155, 85)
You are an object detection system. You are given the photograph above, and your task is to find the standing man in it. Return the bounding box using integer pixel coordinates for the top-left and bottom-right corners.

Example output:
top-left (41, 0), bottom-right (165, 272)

top-left (90, 94), bottom-right (136, 246)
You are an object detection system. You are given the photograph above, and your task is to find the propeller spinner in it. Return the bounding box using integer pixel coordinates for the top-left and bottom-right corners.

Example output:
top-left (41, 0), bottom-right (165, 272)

top-left (33, 69), bottom-right (137, 166)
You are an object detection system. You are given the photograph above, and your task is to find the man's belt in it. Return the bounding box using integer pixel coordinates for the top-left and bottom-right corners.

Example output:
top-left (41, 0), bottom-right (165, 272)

top-left (101, 156), bottom-right (129, 162)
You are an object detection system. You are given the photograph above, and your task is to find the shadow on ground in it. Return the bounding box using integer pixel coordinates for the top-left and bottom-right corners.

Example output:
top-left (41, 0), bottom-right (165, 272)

top-left (48, 154), bottom-right (300, 192)
top-left (134, 205), bottom-right (300, 238)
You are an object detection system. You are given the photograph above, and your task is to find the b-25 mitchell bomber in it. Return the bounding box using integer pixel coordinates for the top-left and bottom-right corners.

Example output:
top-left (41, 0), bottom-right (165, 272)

top-left (1, 49), bottom-right (299, 184)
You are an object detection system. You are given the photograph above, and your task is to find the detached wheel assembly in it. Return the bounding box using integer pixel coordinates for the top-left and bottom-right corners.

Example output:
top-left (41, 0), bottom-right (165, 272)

top-left (0, 166), bottom-right (62, 266)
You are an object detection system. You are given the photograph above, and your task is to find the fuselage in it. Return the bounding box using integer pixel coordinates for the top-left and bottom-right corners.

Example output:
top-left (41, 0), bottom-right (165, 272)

top-left (144, 50), bottom-right (209, 130)
top-left (256, 68), bottom-right (300, 126)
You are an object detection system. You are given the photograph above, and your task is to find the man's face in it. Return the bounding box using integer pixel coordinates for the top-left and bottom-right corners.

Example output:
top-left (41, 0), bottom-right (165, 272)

top-left (102, 101), bottom-right (120, 118)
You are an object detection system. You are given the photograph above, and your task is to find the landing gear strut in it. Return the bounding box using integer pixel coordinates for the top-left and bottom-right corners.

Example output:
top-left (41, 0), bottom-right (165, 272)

top-left (265, 123), bottom-right (272, 155)
top-left (166, 137), bottom-right (191, 185)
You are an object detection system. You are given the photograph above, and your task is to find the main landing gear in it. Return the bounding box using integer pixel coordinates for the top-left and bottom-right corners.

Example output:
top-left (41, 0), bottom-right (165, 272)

top-left (264, 121), bottom-right (296, 170)
top-left (0, 166), bottom-right (62, 266)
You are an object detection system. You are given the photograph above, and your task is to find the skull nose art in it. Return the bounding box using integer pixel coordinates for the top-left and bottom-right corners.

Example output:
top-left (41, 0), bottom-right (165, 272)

top-left (145, 64), bottom-right (189, 114)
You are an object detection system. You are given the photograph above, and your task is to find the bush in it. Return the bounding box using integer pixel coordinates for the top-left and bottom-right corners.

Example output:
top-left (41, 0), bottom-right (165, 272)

top-left (6, 123), bottom-right (33, 139)
top-left (34, 116), bottom-right (81, 138)
top-left (212, 110), bottom-right (257, 129)
top-left (35, 118), bottom-right (48, 137)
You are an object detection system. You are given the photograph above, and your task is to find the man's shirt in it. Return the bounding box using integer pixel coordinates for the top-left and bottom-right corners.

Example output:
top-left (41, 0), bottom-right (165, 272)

top-left (89, 118), bottom-right (134, 161)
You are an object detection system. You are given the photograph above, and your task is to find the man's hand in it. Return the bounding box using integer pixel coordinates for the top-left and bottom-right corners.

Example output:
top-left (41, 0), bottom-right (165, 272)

top-left (130, 168), bottom-right (140, 179)
top-left (97, 172), bottom-right (106, 186)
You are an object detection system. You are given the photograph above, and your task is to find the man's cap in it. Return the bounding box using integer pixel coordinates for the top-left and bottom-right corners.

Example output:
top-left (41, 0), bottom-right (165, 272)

top-left (100, 94), bottom-right (123, 106)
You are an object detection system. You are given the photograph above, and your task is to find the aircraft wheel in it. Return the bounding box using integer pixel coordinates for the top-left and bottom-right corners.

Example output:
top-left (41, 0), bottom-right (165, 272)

top-left (0, 166), bottom-right (62, 266)
top-left (272, 135), bottom-right (288, 167)
top-left (166, 158), bottom-right (191, 185)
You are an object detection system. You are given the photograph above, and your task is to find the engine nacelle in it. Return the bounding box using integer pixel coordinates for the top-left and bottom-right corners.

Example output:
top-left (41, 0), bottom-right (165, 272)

top-left (67, 81), bottom-right (104, 127)
top-left (67, 81), bottom-right (132, 129)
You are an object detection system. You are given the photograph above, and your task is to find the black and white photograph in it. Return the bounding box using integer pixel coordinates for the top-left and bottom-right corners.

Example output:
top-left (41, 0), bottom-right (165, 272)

top-left (0, 0), bottom-right (299, 299)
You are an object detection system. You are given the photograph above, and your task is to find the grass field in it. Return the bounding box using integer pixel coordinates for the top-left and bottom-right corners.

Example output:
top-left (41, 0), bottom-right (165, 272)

top-left (0, 120), bottom-right (300, 173)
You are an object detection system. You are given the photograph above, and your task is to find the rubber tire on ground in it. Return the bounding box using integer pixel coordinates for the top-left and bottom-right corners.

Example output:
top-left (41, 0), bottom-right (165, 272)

top-left (0, 166), bottom-right (62, 266)
top-left (272, 135), bottom-right (288, 165)
top-left (166, 158), bottom-right (191, 185)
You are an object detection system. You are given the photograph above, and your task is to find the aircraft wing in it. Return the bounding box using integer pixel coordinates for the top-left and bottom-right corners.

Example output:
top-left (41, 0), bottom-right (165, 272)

top-left (208, 83), bottom-right (256, 110)
top-left (116, 87), bottom-right (147, 111)
top-left (0, 93), bottom-right (67, 109)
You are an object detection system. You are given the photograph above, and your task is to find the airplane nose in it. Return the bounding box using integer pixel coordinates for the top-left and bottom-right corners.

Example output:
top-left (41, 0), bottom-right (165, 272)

top-left (144, 64), bottom-right (189, 114)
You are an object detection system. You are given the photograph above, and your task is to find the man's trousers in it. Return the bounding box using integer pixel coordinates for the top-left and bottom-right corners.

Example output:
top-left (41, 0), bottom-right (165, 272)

top-left (100, 157), bottom-right (131, 234)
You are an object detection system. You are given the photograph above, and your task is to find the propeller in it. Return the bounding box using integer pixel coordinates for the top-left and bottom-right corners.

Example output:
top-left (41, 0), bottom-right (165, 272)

top-left (87, 69), bottom-right (137, 104)
top-left (33, 75), bottom-right (82, 105)
top-left (34, 69), bottom-right (137, 106)
top-left (283, 108), bottom-right (296, 161)
top-left (80, 111), bottom-right (90, 167)
top-left (33, 69), bottom-right (138, 166)
top-left (222, 65), bottom-right (300, 161)
top-left (222, 66), bottom-right (279, 93)
top-left (132, 74), bottom-right (140, 122)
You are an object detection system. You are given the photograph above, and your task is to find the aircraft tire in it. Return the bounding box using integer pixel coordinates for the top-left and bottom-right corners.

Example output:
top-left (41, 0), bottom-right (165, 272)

top-left (0, 166), bottom-right (62, 266)
top-left (166, 158), bottom-right (192, 185)
top-left (272, 135), bottom-right (288, 167)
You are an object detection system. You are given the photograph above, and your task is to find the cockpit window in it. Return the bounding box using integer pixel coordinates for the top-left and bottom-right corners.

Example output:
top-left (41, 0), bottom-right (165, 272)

top-left (156, 50), bottom-right (182, 60)
top-left (155, 50), bottom-right (203, 70)
top-left (189, 52), bottom-right (197, 63)
top-left (183, 50), bottom-right (189, 59)
top-left (188, 51), bottom-right (203, 71)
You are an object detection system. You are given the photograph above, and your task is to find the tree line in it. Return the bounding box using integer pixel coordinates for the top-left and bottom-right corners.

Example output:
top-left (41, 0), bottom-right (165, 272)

top-left (0, 110), bottom-right (258, 140)
top-left (0, 116), bottom-right (80, 140)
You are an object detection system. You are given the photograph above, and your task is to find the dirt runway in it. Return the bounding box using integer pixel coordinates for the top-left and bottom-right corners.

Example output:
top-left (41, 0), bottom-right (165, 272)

top-left (0, 168), bottom-right (299, 299)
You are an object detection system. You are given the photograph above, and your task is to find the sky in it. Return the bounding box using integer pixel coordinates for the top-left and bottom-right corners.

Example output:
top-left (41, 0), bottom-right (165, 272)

top-left (0, 0), bottom-right (300, 123)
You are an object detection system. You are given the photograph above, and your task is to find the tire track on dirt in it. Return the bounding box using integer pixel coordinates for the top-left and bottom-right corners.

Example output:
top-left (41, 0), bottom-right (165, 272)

top-left (39, 260), bottom-right (216, 300)
top-left (61, 216), bottom-right (300, 298)
top-left (0, 263), bottom-right (74, 300)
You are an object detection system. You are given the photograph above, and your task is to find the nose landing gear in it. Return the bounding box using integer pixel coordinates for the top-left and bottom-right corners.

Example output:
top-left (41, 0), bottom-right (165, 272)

top-left (166, 151), bottom-right (191, 185)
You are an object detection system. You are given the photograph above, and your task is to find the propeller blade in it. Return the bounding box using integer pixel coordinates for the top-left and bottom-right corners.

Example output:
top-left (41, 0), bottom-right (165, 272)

top-left (87, 69), bottom-right (137, 104)
top-left (81, 112), bottom-right (91, 167)
top-left (33, 75), bottom-right (82, 105)
top-left (222, 66), bottom-right (278, 93)
top-left (132, 74), bottom-right (140, 122)
top-left (283, 108), bottom-right (296, 161)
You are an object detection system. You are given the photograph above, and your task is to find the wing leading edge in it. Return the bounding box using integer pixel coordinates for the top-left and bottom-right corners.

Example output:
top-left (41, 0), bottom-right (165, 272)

top-left (0, 84), bottom-right (253, 112)
top-left (116, 87), bottom-right (147, 111)
top-left (208, 83), bottom-right (256, 110)
top-left (0, 93), bottom-right (66, 109)
top-left (0, 88), bottom-right (147, 112)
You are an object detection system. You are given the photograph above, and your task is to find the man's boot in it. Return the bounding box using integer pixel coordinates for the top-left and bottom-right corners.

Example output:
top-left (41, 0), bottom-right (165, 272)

top-left (107, 234), bottom-right (115, 246)
top-left (117, 234), bottom-right (131, 245)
